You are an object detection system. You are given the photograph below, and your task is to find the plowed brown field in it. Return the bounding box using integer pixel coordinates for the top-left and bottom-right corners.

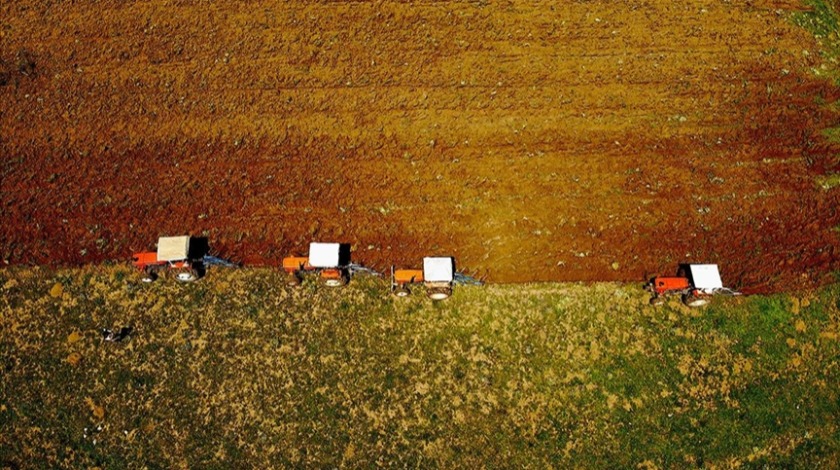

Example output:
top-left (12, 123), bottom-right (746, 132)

top-left (2, 0), bottom-right (840, 291)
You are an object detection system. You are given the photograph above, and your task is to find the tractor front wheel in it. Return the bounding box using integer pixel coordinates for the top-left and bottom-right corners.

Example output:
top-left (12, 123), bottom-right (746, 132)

top-left (286, 272), bottom-right (302, 287)
top-left (427, 287), bottom-right (452, 301)
top-left (175, 268), bottom-right (199, 283)
top-left (141, 267), bottom-right (158, 283)
top-left (393, 286), bottom-right (411, 298)
top-left (682, 293), bottom-right (709, 308)
top-left (322, 272), bottom-right (349, 287)
top-left (649, 295), bottom-right (665, 306)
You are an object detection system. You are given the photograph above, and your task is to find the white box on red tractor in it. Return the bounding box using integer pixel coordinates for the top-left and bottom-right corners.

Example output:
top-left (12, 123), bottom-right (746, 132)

top-left (157, 236), bottom-right (190, 262)
top-left (423, 257), bottom-right (454, 283)
top-left (688, 264), bottom-right (723, 293)
top-left (309, 242), bottom-right (341, 268)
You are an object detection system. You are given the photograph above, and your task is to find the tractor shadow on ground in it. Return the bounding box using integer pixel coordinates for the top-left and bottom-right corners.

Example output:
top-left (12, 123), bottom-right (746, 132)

top-left (189, 237), bottom-right (209, 279)
top-left (188, 237), bottom-right (210, 259)
top-left (338, 243), bottom-right (351, 266)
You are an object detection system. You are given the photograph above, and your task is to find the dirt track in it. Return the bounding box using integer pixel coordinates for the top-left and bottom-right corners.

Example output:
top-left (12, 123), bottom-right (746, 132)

top-left (2, 0), bottom-right (840, 291)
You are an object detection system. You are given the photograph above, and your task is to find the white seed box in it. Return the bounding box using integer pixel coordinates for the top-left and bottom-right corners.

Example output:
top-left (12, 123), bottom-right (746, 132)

top-left (157, 236), bottom-right (190, 262)
top-left (689, 264), bottom-right (723, 290)
top-left (309, 242), bottom-right (341, 268)
top-left (423, 257), bottom-right (454, 282)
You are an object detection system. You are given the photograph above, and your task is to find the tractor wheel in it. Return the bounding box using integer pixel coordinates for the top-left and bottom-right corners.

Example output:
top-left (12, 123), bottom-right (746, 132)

top-left (427, 287), bottom-right (452, 301)
top-left (286, 273), bottom-right (302, 287)
top-left (393, 286), bottom-right (411, 298)
top-left (141, 268), bottom-right (158, 283)
top-left (682, 293), bottom-right (709, 308)
top-left (649, 295), bottom-right (665, 306)
top-left (175, 268), bottom-right (199, 283)
top-left (322, 273), bottom-right (348, 288)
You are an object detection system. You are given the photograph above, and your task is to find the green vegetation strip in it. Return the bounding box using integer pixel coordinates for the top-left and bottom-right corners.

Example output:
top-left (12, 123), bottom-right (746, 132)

top-left (1, 267), bottom-right (839, 467)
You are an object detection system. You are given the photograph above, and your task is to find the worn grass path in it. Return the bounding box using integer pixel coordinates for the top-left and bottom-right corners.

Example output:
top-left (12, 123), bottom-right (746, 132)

top-left (1, 266), bottom-right (839, 468)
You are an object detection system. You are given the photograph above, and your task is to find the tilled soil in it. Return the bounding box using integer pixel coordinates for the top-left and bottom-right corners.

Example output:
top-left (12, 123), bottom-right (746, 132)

top-left (2, 0), bottom-right (839, 291)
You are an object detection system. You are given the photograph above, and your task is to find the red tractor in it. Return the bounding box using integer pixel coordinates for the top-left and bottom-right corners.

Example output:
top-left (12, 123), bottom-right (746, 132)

top-left (132, 236), bottom-right (204, 283)
top-left (391, 257), bottom-right (455, 300)
top-left (647, 264), bottom-right (738, 307)
top-left (283, 242), bottom-right (350, 287)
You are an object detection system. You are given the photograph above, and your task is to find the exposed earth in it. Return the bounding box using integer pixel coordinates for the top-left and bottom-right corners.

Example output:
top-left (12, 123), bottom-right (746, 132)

top-left (2, 0), bottom-right (840, 291)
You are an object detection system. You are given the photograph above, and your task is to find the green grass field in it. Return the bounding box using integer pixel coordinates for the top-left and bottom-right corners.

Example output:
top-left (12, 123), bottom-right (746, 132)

top-left (1, 266), bottom-right (838, 468)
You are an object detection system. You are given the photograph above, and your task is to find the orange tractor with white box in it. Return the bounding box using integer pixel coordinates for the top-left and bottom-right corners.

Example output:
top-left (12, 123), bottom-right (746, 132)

top-left (391, 257), bottom-right (456, 300)
top-left (283, 242), bottom-right (351, 287)
top-left (647, 264), bottom-right (740, 307)
top-left (132, 236), bottom-right (205, 282)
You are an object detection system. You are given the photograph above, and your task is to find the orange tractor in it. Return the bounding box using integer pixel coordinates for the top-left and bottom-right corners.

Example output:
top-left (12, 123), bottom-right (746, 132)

top-left (283, 242), bottom-right (350, 287)
top-left (132, 236), bottom-right (205, 282)
top-left (647, 264), bottom-right (739, 307)
top-left (391, 257), bottom-right (455, 300)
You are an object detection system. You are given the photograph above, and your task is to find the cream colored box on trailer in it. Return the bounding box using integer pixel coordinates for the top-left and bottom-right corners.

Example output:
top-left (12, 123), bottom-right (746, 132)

top-left (687, 264), bottom-right (723, 292)
top-left (423, 257), bottom-right (454, 282)
top-left (157, 236), bottom-right (190, 262)
top-left (308, 242), bottom-right (341, 268)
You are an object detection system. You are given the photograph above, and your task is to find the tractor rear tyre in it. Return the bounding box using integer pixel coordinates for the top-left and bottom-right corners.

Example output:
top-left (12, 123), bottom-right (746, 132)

top-left (175, 268), bottom-right (199, 283)
top-left (682, 293), bottom-right (709, 308)
top-left (427, 287), bottom-right (452, 301)
top-left (322, 273), bottom-right (349, 287)
top-left (286, 273), bottom-right (302, 287)
top-left (141, 268), bottom-right (158, 283)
